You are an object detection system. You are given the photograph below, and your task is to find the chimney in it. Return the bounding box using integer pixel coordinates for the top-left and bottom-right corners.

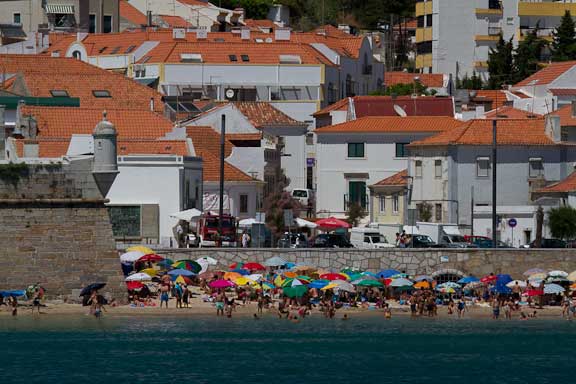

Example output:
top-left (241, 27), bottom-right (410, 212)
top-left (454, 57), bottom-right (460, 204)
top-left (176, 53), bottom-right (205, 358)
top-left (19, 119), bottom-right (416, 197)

top-left (150, 97), bottom-right (155, 112)
top-left (545, 114), bottom-right (561, 142)
top-left (572, 100), bottom-right (576, 118)
top-left (147, 11), bottom-right (153, 27)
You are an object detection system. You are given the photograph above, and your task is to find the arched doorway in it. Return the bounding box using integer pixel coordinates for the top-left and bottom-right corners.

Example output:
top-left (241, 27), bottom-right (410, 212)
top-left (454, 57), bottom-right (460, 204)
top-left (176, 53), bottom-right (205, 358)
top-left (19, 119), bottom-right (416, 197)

top-left (431, 268), bottom-right (466, 284)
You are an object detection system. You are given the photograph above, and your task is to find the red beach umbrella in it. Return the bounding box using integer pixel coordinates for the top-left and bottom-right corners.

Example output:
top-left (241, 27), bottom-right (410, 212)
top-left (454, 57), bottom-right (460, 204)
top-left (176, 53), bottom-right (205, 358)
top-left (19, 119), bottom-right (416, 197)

top-left (126, 281), bottom-right (144, 290)
top-left (243, 262), bottom-right (265, 271)
top-left (315, 217), bottom-right (351, 230)
top-left (320, 273), bottom-right (348, 281)
top-left (138, 254), bottom-right (164, 262)
top-left (526, 289), bottom-right (544, 297)
top-left (480, 275), bottom-right (498, 283)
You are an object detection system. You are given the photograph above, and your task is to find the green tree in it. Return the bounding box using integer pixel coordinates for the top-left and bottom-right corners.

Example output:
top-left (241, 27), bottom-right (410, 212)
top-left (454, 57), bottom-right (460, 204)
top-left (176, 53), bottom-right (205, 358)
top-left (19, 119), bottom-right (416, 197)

top-left (346, 202), bottom-right (366, 227)
top-left (513, 27), bottom-right (547, 83)
top-left (263, 168), bottom-right (301, 244)
top-left (548, 206), bottom-right (576, 240)
top-left (487, 34), bottom-right (514, 89)
top-left (551, 10), bottom-right (576, 61)
top-left (459, 72), bottom-right (483, 90)
top-left (371, 81), bottom-right (430, 96)
top-left (417, 202), bottom-right (433, 222)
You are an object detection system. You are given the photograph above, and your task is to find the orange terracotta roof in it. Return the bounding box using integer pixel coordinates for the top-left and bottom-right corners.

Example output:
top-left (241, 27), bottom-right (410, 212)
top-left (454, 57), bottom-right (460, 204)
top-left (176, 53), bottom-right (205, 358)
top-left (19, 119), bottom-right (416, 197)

top-left (550, 104), bottom-right (576, 127)
top-left (372, 170), bottom-right (408, 187)
top-left (177, 0), bottom-right (213, 6)
top-left (226, 133), bottom-right (262, 141)
top-left (243, 19), bottom-right (275, 30)
top-left (471, 90), bottom-right (509, 109)
top-left (516, 61), bottom-right (576, 87)
top-left (119, 0), bottom-right (147, 26)
top-left (394, 19), bottom-right (417, 30)
top-left (159, 15), bottom-right (194, 28)
top-left (538, 172), bottom-right (576, 193)
top-left (511, 91), bottom-right (530, 99)
top-left (315, 116), bottom-right (462, 134)
top-left (195, 148), bottom-right (255, 182)
top-left (484, 106), bottom-right (542, 119)
top-left (409, 118), bottom-right (553, 147)
top-left (313, 98), bottom-right (350, 116)
top-left (550, 88), bottom-right (576, 96)
top-left (186, 125), bottom-right (233, 157)
top-left (0, 54), bottom-right (103, 75)
top-left (22, 107), bottom-right (174, 139)
top-left (232, 102), bottom-right (305, 128)
top-left (385, 72), bottom-right (445, 88)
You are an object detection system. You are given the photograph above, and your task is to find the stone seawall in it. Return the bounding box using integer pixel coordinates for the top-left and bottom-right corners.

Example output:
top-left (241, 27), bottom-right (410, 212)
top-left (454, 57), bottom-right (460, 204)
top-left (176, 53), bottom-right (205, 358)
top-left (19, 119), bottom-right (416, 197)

top-left (157, 248), bottom-right (576, 278)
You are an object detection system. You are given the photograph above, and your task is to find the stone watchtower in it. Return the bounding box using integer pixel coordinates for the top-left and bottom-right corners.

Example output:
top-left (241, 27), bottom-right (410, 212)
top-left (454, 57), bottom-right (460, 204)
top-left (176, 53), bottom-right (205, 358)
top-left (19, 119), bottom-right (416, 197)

top-left (92, 111), bottom-right (119, 197)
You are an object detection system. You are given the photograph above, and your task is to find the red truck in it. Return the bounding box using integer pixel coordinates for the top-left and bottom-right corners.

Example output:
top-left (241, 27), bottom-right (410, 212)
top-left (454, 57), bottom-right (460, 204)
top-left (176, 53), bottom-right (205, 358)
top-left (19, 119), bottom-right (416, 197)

top-left (195, 213), bottom-right (238, 247)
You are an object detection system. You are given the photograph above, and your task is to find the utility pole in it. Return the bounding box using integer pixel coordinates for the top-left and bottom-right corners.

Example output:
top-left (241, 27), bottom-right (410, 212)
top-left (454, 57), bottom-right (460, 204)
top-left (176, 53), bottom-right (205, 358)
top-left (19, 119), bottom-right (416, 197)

top-left (470, 185), bottom-right (474, 238)
top-left (218, 114), bottom-right (226, 247)
top-left (492, 119), bottom-right (498, 248)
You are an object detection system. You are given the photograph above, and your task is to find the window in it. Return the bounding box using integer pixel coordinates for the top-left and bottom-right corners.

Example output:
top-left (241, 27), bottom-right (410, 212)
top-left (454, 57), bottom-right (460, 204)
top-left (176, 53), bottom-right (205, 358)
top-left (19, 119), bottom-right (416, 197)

top-left (426, 14), bottom-right (432, 27)
top-left (435, 203), bottom-right (442, 221)
top-left (345, 74), bottom-right (354, 97)
top-left (109, 206), bottom-right (141, 237)
top-left (417, 15), bottom-right (424, 28)
top-left (180, 53), bottom-right (202, 63)
top-left (477, 157), bottom-right (490, 177)
top-left (92, 90), bottom-right (111, 98)
top-left (379, 195), bottom-right (386, 212)
top-left (395, 143), bottom-right (408, 158)
top-left (392, 194), bottom-right (399, 213)
top-left (72, 50), bottom-right (82, 60)
top-left (529, 158), bottom-right (544, 178)
top-left (416, 41), bottom-right (432, 54)
top-left (103, 15), bottom-right (112, 33)
top-left (279, 54), bottom-right (301, 64)
top-left (229, 54), bottom-right (237, 62)
top-left (306, 133), bottom-right (314, 145)
top-left (89, 14), bottom-right (95, 33)
top-left (434, 159), bottom-right (442, 178)
top-left (241, 54), bottom-right (249, 62)
top-left (125, 45), bottom-right (136, 54)
top-left (415, 160), bottom-right (422, 177)
top-left (13, 13), bottom-right (21, 24)
top-left (348, 181), bottom-right (367, 208)
top-left (347, 143), bottom-right (365, 158)
top-left (239, 194), bottom-right (248, 213)
top-left (50, 90), bottom-right (69, 97)
top-left (99, 46), bottom-right (108, 54)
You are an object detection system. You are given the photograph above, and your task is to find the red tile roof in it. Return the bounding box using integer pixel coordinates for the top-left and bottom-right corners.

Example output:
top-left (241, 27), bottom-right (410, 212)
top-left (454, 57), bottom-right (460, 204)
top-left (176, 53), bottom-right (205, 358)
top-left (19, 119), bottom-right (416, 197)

top-left (471, 90), bottom-right (509, 110)
top-left (22, 107), bottom-right (174, 139)
top-left (537, 172), bottom-right (576, 193)
top-left (516, 61), bottom-right (576, 87)
top-left (159, 15), bottom-right (194, 28)
top-left (313, 98), bottom-right (349, 116)
top-left (385, 72), bottom-right (445, 88)
top-left (177, 0), bottom-right (213, 6)
top-left (549, 104), bottom-right (576, 127)
top-left (226, 133), bottom-right (262, 141)
top-left (195, 148), bottom-right (255, 182)
top-left (409, 118), bottom-right (553, 147)
top-left (484, 106), bottom-right (541, 119)
top-left (243, 19), bottom-right (276, 30)
top-left (549, 89), bottom-right (576, 96)
top-left (314, 116), bottom-right (462, 134)
top-left (232, 102), bottom-right (306, 128)
top-left (394, 18), bottom-right (417, 30)
top-left (119, 0), bottom-right (147, 26)
top-left (186, 125), bottom-right (233, 157)
top-left (372, 170), bottom-right (408, 187)
top-left (1, 54), bottom-right (164, 112)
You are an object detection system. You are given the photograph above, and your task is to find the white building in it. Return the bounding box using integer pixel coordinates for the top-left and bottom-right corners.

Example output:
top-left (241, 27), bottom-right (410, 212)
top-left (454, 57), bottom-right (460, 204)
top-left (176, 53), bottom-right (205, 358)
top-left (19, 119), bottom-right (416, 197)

top-left (314, 116), bottom-right (462, 218)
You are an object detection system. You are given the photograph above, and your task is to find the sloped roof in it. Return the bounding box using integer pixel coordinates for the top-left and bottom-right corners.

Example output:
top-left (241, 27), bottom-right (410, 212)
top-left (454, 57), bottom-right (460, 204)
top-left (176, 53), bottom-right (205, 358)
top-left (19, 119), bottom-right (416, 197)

top-left (313, 98), bottom-right (349, 116)
top-left (471, 90), bottom-right (509, 110)
top-left (537, 172), bottom-right (576, 193)
top-left (372, 170), bottom-right (408, 187)
top-left (549, 89), bottom-right (576, 96)
top-left (119, 0), bottom-right (147, 26)
top-left (385, 72), bottom-right (445, 88)
top-left (22, 107), bottom-right (174, 139)
top-left (484, 106), bottom-right (542, 119)
top-left (516, 61), bottom-right (576, 87)
top-left (549, 104), bottom-right (576, 127)
top-left (314, 116), bottom-right (462, 134)
top-left (186, 125), bottom-right (233, 157)
top-left (233, 102), bottom-right (305, 128)
top-left (195, 148), bottom-right (255, 182)
top-left (409, 118), bottom-right (553, 147)
top-left (159, 15), bottom-right (194, 28)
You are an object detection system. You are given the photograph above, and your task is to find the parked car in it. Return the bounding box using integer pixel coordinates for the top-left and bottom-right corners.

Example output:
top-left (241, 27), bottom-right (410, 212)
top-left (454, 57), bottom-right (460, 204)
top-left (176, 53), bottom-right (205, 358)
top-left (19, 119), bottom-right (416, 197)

top-left (440, 234), bottom-right (478, 248)
top-left (409, 235), bottom-right (442, 248)
top-left (291, 188), bottom-right (314, 207)
top-left (473, 239), bottom-right (512, 248)
top-left (277, 233), bottom-right (308, 248)
top-left (525, 238), bottom-right (567, 248)
top-left (350, 227), bottom-right (394, 249)
top-left (463, 235), bottom-right (490, 244)
top-left (311, 234), bottom-right (353, 248)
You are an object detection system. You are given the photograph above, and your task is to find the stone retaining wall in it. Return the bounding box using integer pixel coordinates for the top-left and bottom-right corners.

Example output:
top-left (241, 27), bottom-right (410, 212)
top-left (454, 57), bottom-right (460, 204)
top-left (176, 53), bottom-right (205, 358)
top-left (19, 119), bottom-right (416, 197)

top-left (157, 248), bottom-right (576, 278)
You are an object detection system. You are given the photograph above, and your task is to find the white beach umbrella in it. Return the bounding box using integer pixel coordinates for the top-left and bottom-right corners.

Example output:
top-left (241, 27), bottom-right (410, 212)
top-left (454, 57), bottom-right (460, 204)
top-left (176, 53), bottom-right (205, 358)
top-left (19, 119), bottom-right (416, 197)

top-left (548, 270), bottom-right (568, 278)
top-left (264, 256), bottom-right (288, 267)
top-left (196, 256), bottom-right (218, 266)
top-left (120, 251), bottom-right (145, 263)
top-left (247, 274), bottom-right (264, 282)
top-left (506, 280), bottom-right (527, 288)
top-left (544, 283), bottom-right (565, 295)
top-left (294, 217), bottom-right (318, 229)
top-left (389, 278), bottom-right (413, 287)
top-left (125, 272), bottom-right (152, 282)
top-left (567, 271), bottom-right (576, 282)
top-left (529, 279), bottom-right (544, 288)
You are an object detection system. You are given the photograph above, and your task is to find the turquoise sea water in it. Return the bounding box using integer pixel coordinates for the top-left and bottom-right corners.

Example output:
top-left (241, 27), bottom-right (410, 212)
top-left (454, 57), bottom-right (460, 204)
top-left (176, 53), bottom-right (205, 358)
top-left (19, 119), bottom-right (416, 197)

top-left (0, 314), bottom-right (574, 383)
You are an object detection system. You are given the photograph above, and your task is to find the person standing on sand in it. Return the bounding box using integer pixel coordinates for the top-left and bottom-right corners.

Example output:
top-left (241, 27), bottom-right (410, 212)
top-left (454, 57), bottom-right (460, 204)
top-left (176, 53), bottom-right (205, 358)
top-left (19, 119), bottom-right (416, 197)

top-left (457, 300), bottom-right (466, 318)
top-left (491, 296), bottom-right (501, 320)
top-left (257, 295), bottom-right (264, 315)
top-left (215, 291), bottom-right (225, 316)
top-left (160, 284), bottom-right (170, 309)
top-left (182, 285), bottom-right (190, 308)
top-left (31, 288), bottom-right (42, 315)
top-left (10, 296), bottom-right (17, 316)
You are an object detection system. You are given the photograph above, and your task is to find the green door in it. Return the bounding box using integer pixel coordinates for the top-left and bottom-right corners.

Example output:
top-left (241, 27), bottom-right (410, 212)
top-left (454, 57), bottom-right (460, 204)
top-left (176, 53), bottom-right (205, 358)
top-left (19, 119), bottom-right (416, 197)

top-left (349, 181), bottom-right (367, 208)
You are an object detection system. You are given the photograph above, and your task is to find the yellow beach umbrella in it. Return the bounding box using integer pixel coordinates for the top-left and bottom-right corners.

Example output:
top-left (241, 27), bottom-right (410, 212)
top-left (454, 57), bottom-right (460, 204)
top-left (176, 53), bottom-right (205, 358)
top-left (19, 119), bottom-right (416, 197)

top-left (140, 268), bottom-right (157, 276)
top-left (414, 281), bottom-right (430, 289)
top-left (274, 275), bottom-right (285, 287)
top-left (224, 272), bottom-right (242, 281)
top-left (175, 275), bottom-right (187, 284)
top-left (126, 245), bottom-right (154, 254)
top-left (321, 283), bottom-right (338, 291)
top-left (567, 271), bottom-right (576, 282)
top-left (234, 277), bottom-right (254, 286)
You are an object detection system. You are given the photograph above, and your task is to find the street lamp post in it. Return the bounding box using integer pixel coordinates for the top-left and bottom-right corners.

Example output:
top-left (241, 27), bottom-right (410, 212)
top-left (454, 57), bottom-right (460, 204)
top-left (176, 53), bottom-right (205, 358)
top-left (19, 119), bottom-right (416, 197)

top-left (492, 118), bottom-right (497, 248)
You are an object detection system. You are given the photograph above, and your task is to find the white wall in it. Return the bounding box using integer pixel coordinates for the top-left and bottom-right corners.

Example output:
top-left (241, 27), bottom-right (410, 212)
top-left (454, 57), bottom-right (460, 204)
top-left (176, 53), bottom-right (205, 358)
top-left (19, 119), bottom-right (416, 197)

top-left (203, 182), bottom-right (262, 219)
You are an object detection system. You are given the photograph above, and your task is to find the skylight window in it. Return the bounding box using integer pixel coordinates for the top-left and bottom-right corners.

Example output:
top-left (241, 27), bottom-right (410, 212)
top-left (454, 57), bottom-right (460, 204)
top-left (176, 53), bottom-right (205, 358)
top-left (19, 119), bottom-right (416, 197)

top-left (229, 54), bottom-right (237, 62)
top-left (125, 45), bottom-right (136, 53)
top-left (279, 54), bottom-right (301, 64)
top-left (180, 53), bottom-right (202, 63)
top-left (99, 46), bottom-right (108, 54)
top-left (241, 54), bottom-right (249, 62)
top-left (50, 90), bottom-right (69, 97)
top-left (92, 90), bottom-right (111, 98)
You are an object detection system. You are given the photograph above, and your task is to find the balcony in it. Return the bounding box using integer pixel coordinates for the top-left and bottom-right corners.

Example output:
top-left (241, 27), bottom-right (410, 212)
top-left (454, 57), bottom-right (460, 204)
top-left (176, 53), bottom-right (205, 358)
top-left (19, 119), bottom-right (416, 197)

top-left (519, 27), bottom-right (555, 41)
top-left (519, 1), bottom-right (576, 17)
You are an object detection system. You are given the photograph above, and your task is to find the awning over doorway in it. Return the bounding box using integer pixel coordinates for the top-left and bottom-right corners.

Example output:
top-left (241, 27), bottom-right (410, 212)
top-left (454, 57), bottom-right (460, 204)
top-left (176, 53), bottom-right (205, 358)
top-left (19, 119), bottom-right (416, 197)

top-left (45, 4), bottom-right (75, 14)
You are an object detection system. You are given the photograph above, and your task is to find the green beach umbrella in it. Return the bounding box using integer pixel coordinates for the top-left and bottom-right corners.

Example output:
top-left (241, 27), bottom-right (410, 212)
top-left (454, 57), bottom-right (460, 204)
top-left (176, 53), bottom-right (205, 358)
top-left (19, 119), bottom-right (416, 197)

top-left (355, 279), bottom-right (383, 287)
top-left (283, 285), bottom-right (308, 298)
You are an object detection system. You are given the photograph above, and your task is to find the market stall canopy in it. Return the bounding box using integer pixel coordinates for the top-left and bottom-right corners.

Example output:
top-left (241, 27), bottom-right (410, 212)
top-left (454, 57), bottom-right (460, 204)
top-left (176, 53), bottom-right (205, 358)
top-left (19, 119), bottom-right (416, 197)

top-left (315, 217), bottom-right (351, 230)
top-left (239, 218), bottom-right (264, 227)
top-left (170, 208), bottom-right (202, 222)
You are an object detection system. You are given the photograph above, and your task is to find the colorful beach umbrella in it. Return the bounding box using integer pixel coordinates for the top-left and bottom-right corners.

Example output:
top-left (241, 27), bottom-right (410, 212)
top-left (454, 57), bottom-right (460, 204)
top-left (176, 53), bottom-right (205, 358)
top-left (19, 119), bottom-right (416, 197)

top-left (308, 280), bottom-right (329, 289)
top-left (548, 270), bottom-right (568, 278)
top-left (126, 281), bottom-right (144, 290)
top-left (209, 279), bottom-right (235, 289)
top-left (174, 275), bottom-right (193, 285)
top-left (529, 272), bottom-right (547, 280)
top-left (168, 269), bottom-right (196, 277)
top-left (567, 271), bottom-right (576, 282)
top-left (355, 279), bottom-right (383, 287)
top-left (157, 259), bottom-right (174, 268)
top-left (321, 283), bottom-right (339, 291)
top-left (389, 278), bottom-right (413, 288)
top-left (506, 280), bottom-right (527, 288)
top-left (234, 277), bottom-right (257, 286)
top-left (523, 268), bottom-right (545, 276)
top-left (172, 260), bottom-right (202, 273)
top-left (196, 256), bottom-right (218, 266)
top-left (457, 276), bottom-right (479, 284)
top-left (319, 273), bottom-right (348, 281)
top-left (229, 262), bottom-right (244, 269)
top-left (283, 285), bottom-right (308, 298)
top-left (79, 283), bottom-right (106, 296)
top-left (480, 275), bottom-right (498, 283)
top-left (243, 262), bottom-right (266, 271)
top-left (329, 280), bottom-right (355, 292)
top-left (525, 289), bottom-right (544, 297)
top-left (544, 283), bottom-right (565, 294)
top-left (315, 217), bottom-right (351, 230)
top-left (377, 269), bottom-right (401, 279)
top-left (437, 282), bottom-right (461, 289)
top-left (138, 254), bottom-right (164, 262)
top-left (224, 271), bottom-right (243, 281)
top-left (126, 245), bottom-right (154, 254)
top-left (125, 272), bottom-right (152, 282)
top-left (414, 281), bottom-right (431, 289)
top-left (230, 268), bottom-right (250, 275)
top-left (139, 268), bottom-right (157, 276)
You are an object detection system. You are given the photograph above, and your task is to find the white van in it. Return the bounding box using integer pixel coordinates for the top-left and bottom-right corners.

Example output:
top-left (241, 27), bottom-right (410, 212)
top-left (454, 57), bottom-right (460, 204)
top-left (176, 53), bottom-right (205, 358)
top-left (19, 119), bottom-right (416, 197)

top-left (350, 227), bottom-right (395, 249)
top-left (291, 188), bottom-right (314, 207)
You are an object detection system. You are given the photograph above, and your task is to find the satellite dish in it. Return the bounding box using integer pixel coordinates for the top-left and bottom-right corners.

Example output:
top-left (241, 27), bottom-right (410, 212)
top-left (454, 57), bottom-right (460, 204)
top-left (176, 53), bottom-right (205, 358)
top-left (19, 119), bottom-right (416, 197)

top-left (393, 104), bottom-right (407, 117)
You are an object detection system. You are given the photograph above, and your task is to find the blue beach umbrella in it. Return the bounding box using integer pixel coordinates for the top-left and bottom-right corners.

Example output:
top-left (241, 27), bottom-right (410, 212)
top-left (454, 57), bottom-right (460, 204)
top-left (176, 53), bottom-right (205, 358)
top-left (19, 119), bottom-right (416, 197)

top-left (308, 280), bottom-right (330, 289)
top-left (377, 269), bottom-right (401, 279)
top-left (457, 276), bottom-right (479, 284)
top-left (496, 274), bottom-right (513, 285)
top-left (168, 269), bottom-right (196, 277)
top-left (230, 268), bottom-right (249, 275)
top-left (490, 284), bottom-right (512, 294)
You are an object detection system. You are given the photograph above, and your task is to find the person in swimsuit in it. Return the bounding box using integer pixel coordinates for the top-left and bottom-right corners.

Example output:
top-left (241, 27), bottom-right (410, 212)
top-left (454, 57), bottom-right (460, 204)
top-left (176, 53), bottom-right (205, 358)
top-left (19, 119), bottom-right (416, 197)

top-left (457, 300), bottom-right (466, 318)
top-left (492, 297), bottom-right (501, 320)
top-left (215, 292), bottom-right (225, 316)
top-left (160, 284), bottom-right (170, 308)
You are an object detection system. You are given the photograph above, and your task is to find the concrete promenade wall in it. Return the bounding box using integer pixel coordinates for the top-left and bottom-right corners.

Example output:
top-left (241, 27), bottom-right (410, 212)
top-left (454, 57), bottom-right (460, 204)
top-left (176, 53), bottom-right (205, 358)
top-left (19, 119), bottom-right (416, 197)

top-left (157, 248), bottom-right (576, 278)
